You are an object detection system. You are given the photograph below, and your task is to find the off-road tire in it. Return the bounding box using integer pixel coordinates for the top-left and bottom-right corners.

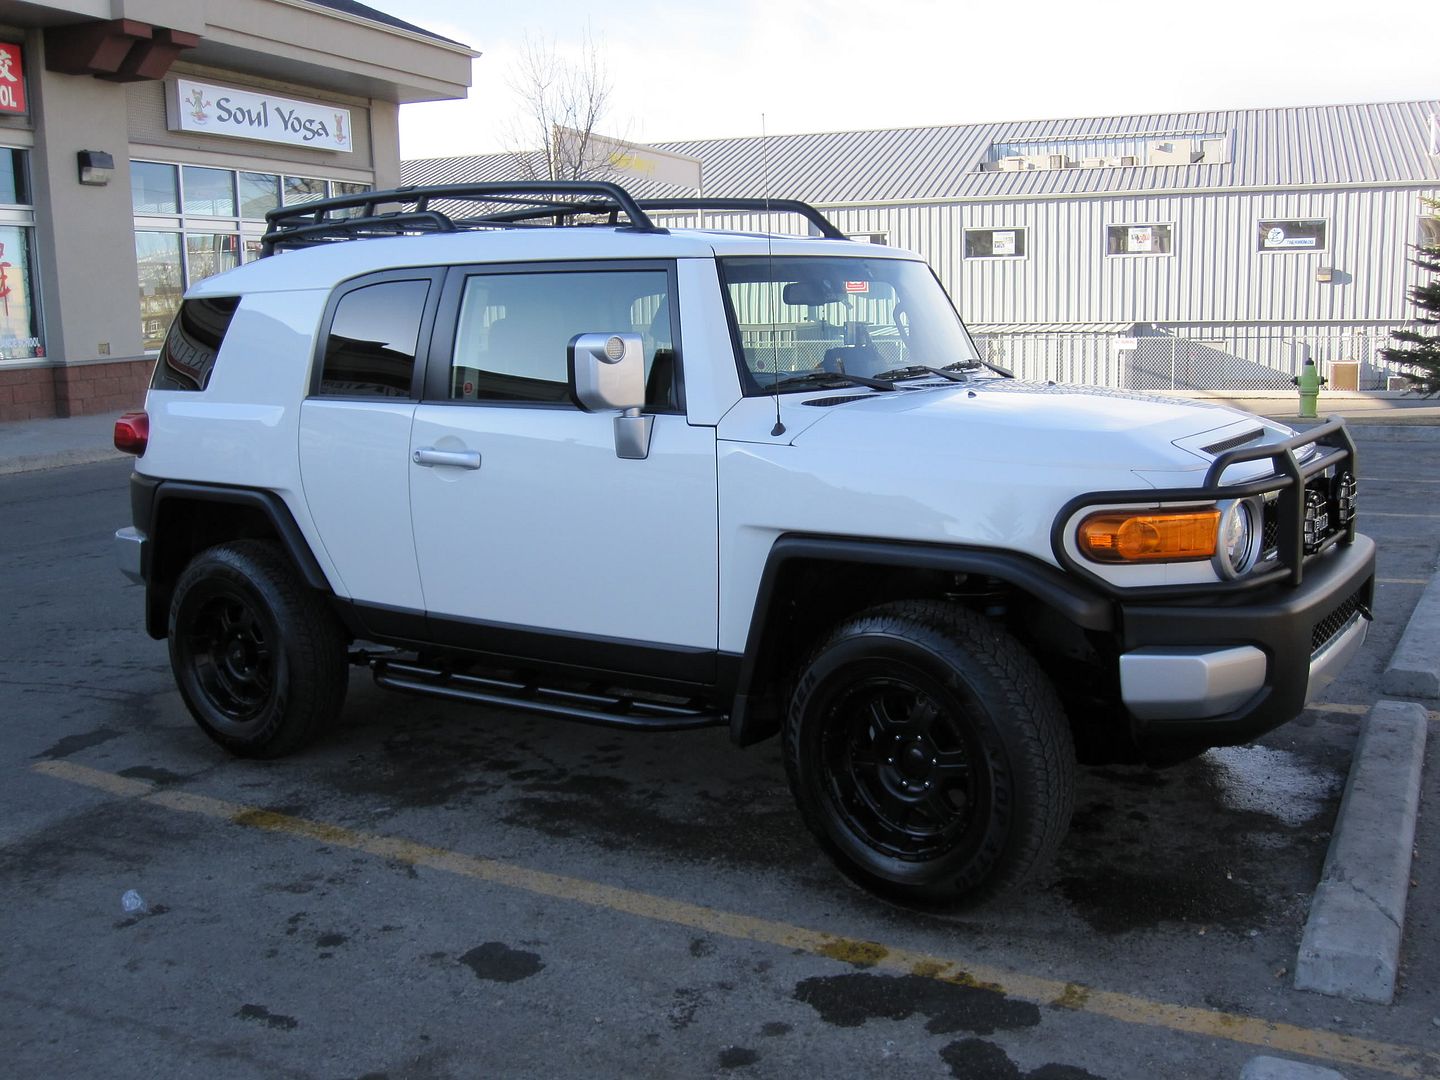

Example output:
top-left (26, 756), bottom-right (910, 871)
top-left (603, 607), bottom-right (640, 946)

top-left (784, 599), bottom-right (1074, 906)
top-left (168, 540), bottom-right (347, 758)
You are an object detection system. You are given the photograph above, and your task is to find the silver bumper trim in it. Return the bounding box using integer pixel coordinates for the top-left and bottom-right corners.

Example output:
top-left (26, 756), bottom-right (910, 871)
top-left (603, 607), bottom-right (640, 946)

top-left (1306, 613), bottom-right (1369, 704)
top-left (1120, 645), bottom-right (1268, 721)
top-left (114, 526), bottom-right (147, 585)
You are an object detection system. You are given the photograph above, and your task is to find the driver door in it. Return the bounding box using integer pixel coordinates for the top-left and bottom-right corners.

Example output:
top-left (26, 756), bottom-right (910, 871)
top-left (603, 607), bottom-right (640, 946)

top-left (408, 261), bottom-right (719, 675)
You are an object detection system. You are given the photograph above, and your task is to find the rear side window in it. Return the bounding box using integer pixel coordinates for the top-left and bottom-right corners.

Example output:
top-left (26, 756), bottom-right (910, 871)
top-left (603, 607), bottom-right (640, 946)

top-left (318, 279), bottom-right (431, 397)
top-left (151, 296), bottom-right (239, 391)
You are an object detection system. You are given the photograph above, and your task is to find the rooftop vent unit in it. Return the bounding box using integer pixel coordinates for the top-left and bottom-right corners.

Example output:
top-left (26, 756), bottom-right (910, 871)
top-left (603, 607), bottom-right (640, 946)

top-left (997, 156), bottom-right (1029, 171)
top-left (1118, 155), bottom-right (1138, 167)
top-left (1147, 139), bottom-right (1194, 165)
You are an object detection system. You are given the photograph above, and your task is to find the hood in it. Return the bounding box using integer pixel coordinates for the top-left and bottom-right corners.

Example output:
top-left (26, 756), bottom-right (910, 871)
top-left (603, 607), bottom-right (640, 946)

top-left (784, 379), bottom-right (1279, 474)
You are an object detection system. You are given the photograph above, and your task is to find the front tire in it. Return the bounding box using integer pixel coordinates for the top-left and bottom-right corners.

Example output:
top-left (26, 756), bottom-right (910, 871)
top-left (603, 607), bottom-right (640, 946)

top-left (168, 540), bottom-right (347, 758)
top-left (784, 600), bottom-right (1074, 906)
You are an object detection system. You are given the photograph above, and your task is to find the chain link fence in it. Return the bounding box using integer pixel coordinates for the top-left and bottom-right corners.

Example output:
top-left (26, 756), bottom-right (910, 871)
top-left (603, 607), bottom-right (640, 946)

top-left (971, 329), bottom-right (1414, 392)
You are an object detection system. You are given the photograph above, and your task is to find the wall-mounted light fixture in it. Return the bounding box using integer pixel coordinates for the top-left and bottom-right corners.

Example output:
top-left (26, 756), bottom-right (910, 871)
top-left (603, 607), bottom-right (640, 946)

top-left (77, 150), bottom-right (115, 186)
top-left (1315, 265), bottom-right (1334, 284)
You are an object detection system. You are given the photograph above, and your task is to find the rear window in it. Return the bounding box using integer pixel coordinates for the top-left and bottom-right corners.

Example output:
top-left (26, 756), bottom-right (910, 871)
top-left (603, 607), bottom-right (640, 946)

top-left (151, 296), bottom-right (240, 391)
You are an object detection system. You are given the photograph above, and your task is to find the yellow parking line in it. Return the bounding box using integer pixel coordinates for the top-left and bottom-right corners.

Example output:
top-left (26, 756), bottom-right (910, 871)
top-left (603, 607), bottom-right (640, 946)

top-left (1376, 578), bottom-right (1429, 585)
top-left (31, 760), bottom-right (1436, 1079)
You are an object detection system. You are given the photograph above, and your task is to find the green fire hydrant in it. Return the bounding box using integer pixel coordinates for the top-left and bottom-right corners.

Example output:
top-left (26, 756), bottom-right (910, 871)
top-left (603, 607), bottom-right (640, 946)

top-left (1293, 359), bottom-right (1326, 419)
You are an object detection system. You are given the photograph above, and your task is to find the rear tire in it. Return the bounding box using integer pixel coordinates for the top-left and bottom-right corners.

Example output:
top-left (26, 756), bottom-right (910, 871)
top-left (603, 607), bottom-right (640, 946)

top-left (168, 540), bottom-right (347, 758)
top-left (784, 600), bottom-right (1074, 906)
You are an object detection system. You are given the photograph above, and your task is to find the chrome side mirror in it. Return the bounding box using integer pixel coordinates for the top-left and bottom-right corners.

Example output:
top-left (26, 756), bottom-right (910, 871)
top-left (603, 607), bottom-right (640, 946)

top-left (568, 332), bottom-right (652, 460)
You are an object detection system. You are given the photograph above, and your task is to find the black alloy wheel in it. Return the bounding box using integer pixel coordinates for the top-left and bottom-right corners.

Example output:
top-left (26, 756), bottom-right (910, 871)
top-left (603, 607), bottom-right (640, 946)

top-left (169, 540), bottom-right (347, 758)
top-left (785, 599), bottom-right (1075, 906)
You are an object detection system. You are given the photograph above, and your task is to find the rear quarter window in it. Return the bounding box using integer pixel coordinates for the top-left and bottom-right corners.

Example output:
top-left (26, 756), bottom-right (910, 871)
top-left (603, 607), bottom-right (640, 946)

top-left (151, 296), bottom-right (240, 391)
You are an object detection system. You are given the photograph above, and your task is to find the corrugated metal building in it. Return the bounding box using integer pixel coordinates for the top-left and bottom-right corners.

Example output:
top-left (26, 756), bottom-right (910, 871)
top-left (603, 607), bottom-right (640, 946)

top-left (404, 101), bottom-right (1440, 391)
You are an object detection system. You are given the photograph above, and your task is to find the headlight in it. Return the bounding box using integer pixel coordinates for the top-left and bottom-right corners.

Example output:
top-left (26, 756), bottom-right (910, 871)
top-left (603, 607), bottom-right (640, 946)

top-left (1215, 500), bottom-right (1260, 578)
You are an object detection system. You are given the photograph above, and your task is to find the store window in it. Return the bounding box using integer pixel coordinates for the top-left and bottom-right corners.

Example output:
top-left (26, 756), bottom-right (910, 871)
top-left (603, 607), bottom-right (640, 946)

top-left (1257, 219), bottom-right (1327, 252)
top-left (0, 148), bottom-right (44, 362)
top-left (0, 148), bottom-right (29, 204)
top-left (1106, 223), bottom-right (1173, 256)
top-left (186, 233), bottom-right (240, 284)
top-left (135, 232), bottom-right (184, 352)
top-left (132, 162), bottom-right (179, 215)
top-left (283, 176), bottom-right (327, 205)
top-left (182, 166), bottom-right (237, 217)
top-left (238, 172), bottom-right (280, 219)
top-left (0, 226), bottom-right (43, 360)
top-left (964, 228), bottom-right (1027, 259)
top-left (132, 160), bottom-right (370, 349)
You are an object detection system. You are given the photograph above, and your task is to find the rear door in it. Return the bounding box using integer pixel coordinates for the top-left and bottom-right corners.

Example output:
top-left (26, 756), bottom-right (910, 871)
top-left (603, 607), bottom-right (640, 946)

top-left (407, 261), bottom-right (719, 675)
top-left (298, 270), bottom-right (442, 618)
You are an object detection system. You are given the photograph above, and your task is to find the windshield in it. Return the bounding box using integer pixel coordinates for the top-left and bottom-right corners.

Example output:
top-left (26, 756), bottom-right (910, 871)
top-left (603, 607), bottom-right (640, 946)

top-left (718, 256), bottom-right (981, 393)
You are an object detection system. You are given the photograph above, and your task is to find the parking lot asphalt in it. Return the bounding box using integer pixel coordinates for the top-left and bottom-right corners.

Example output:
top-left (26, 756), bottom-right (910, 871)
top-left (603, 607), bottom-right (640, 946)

top-left (1, 439), bottom-right (1437, 1080)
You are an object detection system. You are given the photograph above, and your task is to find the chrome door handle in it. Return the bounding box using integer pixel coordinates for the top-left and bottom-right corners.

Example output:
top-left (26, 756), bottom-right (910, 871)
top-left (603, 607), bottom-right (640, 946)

top-left (413, 447), bottom-right (482, 470)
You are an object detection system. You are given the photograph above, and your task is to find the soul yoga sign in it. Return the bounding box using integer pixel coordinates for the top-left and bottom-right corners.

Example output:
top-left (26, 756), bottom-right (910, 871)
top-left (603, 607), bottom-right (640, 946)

top-left (169, 79), bottom-right (353, 154)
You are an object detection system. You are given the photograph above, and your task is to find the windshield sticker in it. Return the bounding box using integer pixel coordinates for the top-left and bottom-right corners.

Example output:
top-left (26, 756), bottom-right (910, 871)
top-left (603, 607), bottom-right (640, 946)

top-left (844, 280), bottom-right (869, 293)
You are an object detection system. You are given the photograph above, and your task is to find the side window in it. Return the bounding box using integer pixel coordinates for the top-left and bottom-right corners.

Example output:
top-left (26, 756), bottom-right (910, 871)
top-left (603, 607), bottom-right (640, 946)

top-left (151, 296), bottom-right (240, 391)
top-left (448, 269), bottom-right (677, 409)
top-left (318, 279), bottom-right (431, 397)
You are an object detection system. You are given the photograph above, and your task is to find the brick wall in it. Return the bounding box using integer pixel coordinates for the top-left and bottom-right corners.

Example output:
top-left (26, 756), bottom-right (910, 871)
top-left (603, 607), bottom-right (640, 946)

top-left (51, 359), bottom-right (153, 418)
top-left (0, 366), bottom-right (58, 421)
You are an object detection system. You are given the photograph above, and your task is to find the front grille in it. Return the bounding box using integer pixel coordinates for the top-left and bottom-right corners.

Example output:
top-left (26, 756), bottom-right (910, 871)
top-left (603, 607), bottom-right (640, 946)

top-left (1312, 587), bottom-right (1365, 654)
top-left (1261, 501), bottom-right (1279, 557)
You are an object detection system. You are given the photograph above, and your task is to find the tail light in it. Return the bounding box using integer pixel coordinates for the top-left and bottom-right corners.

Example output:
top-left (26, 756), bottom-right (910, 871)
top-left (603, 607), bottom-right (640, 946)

top-left (114, 411), bottom-right (149, 456)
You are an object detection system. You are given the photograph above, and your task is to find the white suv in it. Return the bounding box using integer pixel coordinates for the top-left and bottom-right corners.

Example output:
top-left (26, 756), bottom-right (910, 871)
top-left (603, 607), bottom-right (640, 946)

top-left (113, 182), bottom-right (1375, 905)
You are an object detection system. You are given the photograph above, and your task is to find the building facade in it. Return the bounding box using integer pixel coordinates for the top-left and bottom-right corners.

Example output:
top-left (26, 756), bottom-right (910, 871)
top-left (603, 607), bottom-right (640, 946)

top-left (406, 102), bottom-right (1440, 393)
top-left (0, 0), bottom-right (472, 420)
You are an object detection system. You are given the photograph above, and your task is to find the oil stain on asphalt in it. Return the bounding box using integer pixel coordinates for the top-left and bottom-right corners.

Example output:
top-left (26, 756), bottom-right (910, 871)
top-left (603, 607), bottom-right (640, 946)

top-left (458, 942), bottom-right (544, 983)
top-left (794, 972), bottom-right (1040, 1035)
top-left (940, 1038), bottom-right (1107, 1079)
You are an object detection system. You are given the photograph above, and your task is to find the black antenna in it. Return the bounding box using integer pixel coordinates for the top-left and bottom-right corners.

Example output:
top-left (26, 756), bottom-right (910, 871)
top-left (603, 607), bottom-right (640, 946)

top-left (762, 113), bottom-right (785, 438)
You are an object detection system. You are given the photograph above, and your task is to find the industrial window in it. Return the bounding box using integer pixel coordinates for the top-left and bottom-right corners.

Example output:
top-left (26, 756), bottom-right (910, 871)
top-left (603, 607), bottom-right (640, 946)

top-left (847, 233), bottom-right (889, 245)
top-left (1420, 217), bottom-right (1440, 247)
top-left (964, 228), bottom-right (1027, 259)
top-left (1106, 224), bottom-right (1172, 256)
top-left (1256, 219), bottom-right (1327, 252)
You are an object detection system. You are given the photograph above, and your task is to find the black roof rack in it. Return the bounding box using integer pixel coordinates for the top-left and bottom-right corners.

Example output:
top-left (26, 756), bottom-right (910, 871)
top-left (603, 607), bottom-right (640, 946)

top-left (260, 181), bottom-right (666, 255)
top-left (637, 199), bottom-right (848, 240)
top-left (259, 182), bottom-right (850, 255)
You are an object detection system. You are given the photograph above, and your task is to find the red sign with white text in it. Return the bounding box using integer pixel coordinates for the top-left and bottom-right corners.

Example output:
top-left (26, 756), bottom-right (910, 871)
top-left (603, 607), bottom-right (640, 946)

top-left (0, 44), bottom-right (25, 114)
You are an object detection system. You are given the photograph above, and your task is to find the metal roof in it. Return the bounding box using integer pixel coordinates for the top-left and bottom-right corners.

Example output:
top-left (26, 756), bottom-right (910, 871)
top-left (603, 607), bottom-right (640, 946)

top-left (403, 101), bottom-right (1440, 204)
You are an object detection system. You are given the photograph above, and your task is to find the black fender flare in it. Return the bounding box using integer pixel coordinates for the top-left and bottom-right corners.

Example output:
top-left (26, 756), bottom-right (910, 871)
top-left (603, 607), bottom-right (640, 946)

top-left (727, 534), bottom-right (1115, 746)
top-left (138, 479), bottom-right (332, 637)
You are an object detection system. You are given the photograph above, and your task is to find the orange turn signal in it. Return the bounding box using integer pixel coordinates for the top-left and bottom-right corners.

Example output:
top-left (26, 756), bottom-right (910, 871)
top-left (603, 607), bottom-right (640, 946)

top-left (1077, 509), bottom-right (1220, 563)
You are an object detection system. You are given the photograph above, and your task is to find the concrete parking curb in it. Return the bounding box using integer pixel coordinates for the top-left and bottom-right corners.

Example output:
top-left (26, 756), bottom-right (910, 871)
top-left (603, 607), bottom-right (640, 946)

top-left (1383, 563), bottom-right (1440, 698)
top-left (1240, 1055), bottom-right (1346, 1080)
top-left (1294, 700), bottom-right (1427, 1004)
top-left (0, 446), bottom-right (125, 476)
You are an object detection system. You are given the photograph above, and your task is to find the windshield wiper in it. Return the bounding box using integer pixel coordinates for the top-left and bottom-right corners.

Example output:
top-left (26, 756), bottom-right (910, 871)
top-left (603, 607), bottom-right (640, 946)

top-left (771, 370), bottom-right (897, 392)
top-left (874, 364), bottom-right (968, 383)
top-left (940, 358), bottom-right (1015, 378)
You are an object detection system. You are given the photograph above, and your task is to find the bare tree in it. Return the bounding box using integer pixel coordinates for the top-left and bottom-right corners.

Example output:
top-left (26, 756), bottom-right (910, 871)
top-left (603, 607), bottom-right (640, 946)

top-left (504, 32), bottom-right (615, 181)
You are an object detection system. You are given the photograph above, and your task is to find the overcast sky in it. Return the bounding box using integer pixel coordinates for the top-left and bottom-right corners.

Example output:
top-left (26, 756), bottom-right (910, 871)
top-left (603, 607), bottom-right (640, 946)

top-left (375, 0), bottom-right (1436, 161)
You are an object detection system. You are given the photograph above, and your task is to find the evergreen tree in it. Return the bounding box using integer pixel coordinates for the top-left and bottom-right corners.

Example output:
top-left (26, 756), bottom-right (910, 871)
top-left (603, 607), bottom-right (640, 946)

top-left (1381, 197), bottom-right (1440, 396)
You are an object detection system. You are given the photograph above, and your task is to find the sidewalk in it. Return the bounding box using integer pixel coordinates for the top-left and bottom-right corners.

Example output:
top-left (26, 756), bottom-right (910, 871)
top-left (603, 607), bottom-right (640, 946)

top-left (2, 393), bottom-right (1438, 477)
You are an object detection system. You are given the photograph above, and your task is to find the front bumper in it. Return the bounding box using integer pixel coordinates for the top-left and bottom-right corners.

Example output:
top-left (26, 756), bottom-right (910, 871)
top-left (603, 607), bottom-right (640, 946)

top-left (1117, 533), bottom-right (1375, 748)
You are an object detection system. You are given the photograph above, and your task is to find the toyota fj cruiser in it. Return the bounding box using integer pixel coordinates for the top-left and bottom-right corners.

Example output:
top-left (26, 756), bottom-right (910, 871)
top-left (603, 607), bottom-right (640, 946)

top-left (114, 182), bottom-right (1375, 905)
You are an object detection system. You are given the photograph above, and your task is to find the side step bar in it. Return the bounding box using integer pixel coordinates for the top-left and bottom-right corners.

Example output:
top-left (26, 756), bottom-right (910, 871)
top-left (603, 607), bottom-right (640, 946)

top-left (371, 658), bottom-right (727, 733)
